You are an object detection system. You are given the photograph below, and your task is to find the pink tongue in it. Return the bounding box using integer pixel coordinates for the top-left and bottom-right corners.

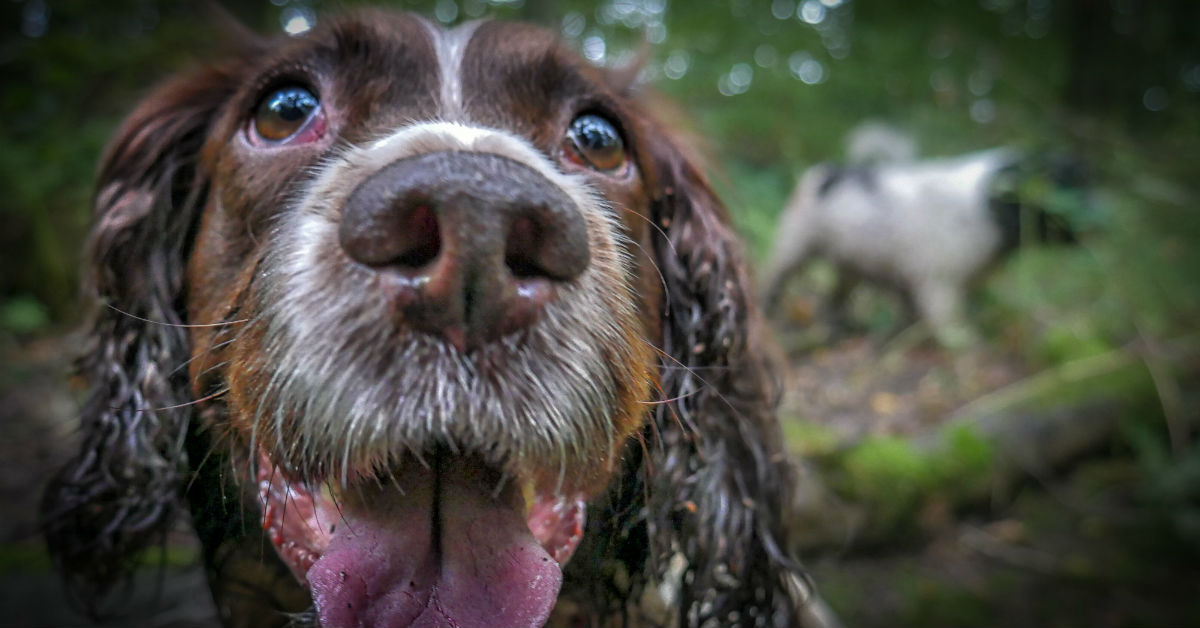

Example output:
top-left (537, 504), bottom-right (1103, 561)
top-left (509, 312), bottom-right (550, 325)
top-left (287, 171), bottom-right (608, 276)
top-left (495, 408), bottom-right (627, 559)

top-left (306, 462), bottom-right (561, 628)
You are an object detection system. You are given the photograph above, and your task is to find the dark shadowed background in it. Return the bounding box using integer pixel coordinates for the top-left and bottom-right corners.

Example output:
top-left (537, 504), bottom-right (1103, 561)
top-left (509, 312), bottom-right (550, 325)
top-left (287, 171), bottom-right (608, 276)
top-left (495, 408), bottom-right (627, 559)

top-left (1, 1), bottom-right (1198, 626)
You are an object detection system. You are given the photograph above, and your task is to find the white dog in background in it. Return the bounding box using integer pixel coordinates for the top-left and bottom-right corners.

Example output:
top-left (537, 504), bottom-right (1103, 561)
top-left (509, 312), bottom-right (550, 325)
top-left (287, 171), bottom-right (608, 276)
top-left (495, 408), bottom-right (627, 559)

top-left (760, 127), bottom-right (1058, 347)
top-left (844, 120), bottom-right (918, 165)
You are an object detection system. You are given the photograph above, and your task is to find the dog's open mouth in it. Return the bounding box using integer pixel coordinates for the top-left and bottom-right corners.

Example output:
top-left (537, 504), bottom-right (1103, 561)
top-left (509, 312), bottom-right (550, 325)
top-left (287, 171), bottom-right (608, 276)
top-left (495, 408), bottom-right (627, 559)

top-left (258, 450), bottom-right (586, 627)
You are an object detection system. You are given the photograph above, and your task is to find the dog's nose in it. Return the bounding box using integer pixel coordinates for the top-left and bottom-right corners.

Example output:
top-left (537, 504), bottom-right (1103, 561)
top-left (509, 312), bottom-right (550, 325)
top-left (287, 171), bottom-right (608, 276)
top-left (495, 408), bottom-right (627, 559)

top-left (339, 151), bottom-right (591, 351)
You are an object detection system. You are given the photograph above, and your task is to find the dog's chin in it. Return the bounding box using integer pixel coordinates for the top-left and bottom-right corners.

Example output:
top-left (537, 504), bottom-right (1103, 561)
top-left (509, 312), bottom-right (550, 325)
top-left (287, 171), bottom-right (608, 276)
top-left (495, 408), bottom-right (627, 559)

top-left (259, 447), bottom-right (588, 628)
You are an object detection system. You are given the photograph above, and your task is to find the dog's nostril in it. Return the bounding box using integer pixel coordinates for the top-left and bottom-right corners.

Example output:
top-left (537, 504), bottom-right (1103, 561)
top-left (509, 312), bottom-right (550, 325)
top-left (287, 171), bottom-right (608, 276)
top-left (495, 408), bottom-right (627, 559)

top-left (340, 187), bottom-right (443, 270)
top-left (504, 206), bottom-right (590, 284)
top-left (505, 216), bottom-right (545, 279)
top-left (392, 205), bottom-right (441, 269)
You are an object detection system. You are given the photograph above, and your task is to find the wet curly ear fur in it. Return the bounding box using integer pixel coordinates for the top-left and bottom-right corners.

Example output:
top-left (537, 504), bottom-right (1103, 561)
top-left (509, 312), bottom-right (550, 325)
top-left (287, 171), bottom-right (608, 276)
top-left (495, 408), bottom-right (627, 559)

top-left (566, 127), bottom-right (810, 625)
top-left (40, 66), bottom-right (238, 613)
top-left (642, 136), bottom-right (810, 627)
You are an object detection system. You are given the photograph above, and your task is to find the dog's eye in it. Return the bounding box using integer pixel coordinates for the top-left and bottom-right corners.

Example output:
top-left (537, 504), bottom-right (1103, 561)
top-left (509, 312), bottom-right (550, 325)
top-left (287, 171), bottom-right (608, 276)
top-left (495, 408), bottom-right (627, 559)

top-left (252, 86), bottom-right (323, 144)
top-left (564, 114), bottom-right (626, 173)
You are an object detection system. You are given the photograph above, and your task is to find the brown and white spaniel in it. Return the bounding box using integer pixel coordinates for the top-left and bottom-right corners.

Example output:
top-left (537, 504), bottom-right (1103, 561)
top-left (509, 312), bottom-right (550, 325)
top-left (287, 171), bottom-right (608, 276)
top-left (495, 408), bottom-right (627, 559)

top-left (42, 10), bottom-right (813, 628)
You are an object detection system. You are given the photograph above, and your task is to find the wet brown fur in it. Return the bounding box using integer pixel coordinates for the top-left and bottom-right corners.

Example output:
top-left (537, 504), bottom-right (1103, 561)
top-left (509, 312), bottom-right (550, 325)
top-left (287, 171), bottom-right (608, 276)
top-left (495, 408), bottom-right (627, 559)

top-left (42, 10), bottom-right (807, 627)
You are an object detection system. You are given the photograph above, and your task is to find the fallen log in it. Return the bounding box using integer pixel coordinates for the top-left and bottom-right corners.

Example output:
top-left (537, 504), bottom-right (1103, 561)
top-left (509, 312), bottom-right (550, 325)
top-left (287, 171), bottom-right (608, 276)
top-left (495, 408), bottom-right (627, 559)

top-left (789, 335), bottom-right (1200, 550)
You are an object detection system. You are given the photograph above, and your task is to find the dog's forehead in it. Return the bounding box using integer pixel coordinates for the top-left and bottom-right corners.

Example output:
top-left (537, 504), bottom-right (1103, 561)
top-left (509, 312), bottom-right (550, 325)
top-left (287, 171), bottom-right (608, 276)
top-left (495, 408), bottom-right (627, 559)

top-left (456, 20), bottom-right (610, 135)
top-left (291, 13), bottom-right (608, 134)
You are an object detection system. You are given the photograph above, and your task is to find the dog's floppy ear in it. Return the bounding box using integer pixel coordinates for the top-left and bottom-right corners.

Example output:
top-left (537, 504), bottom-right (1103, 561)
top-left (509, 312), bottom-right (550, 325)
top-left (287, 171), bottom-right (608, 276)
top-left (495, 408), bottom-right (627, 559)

top-left (40, 64), bottom-right (239, 613)
top-left (643, 130), bottom-right (810, 625)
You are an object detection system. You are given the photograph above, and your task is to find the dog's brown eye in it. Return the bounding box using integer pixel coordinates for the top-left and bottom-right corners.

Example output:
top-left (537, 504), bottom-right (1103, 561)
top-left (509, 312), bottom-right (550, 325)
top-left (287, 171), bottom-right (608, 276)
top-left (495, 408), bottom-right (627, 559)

top-left (564, 114), bottom-right (626, 172)
top-left (253, 86), bottom-right (322, 143)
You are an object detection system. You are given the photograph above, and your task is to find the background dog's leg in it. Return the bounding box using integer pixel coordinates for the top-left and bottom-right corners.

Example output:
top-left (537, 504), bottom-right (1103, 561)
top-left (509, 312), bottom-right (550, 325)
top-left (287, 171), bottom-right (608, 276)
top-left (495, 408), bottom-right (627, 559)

top-left (822, 268), bottom-right (862, 338)
top-left (759, 211), bottom-right (813, 313)
top-left (912, 279), bottom-right (975, 348)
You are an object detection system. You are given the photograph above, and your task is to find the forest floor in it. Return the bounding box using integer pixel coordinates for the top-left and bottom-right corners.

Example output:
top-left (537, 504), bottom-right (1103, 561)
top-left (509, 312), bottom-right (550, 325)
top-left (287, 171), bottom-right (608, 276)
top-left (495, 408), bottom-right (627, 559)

top-left (1, 319), bottom-right (1197, 627)
top-left (770, 303), bottom-right (1200, 627)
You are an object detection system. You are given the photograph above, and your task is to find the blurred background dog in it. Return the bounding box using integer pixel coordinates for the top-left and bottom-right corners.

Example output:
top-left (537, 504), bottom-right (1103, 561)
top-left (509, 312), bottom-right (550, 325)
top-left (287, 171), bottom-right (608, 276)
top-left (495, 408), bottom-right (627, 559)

top-left (761, 123), bottom-right (1090, 347)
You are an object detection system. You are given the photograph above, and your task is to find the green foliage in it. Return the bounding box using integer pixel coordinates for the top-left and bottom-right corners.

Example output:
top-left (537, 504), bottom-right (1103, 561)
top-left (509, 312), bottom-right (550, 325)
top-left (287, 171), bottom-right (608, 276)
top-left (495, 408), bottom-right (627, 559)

top-left (839, 436), bottom-right (931, 529)
top-left (835, 425), bottom-right (994, 532)
top-left (0, 1), bottom-right (229, 319)
top-left (894, 575), bottom-right (995, 628)
top-left (984, 158), bottom-right (1200, 367)
top-left (938, 424), bottom-right (994, 490)
top-left (0, 295), bottom-right (50, 336)
top-left (1121, 411), bottom-right (1200, 552)
top-left (710, 160), bottom-right (792, 264)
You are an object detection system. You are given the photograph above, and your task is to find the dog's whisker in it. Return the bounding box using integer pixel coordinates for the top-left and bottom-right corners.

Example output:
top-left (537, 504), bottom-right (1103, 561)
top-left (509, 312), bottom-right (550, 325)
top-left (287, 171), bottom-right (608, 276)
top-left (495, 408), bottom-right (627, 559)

top-left (104, 302), bottom-right (250, 328)
top-left (623, 233), bottom-right (672, 305)
top-left (492, 469), bottom-right (513, 500)
top-left (181, 441), bottom-right (221, 495)
top-left (657, 363), bottom-right (734, 372)
top-left (638, 389), bottom-right (703, 405)
top-left (167, 337), bottom-right (237, 378)
top-left (324, 480), bottom-right (356, 538)
top-left (114, 387), bottom-right (228, 414)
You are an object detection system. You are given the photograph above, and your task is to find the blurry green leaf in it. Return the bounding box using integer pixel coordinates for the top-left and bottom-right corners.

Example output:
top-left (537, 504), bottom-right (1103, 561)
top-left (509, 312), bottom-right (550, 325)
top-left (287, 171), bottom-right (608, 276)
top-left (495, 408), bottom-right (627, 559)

top-left (0, 296), bottom-right (50, 335)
